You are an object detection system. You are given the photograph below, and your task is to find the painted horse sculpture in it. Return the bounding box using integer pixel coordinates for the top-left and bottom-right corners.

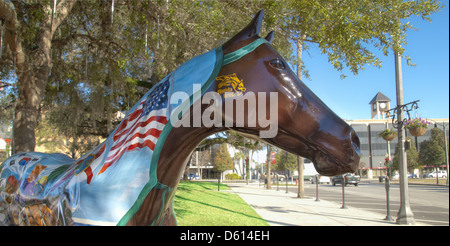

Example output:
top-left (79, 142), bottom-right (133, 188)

top-left (0, 11), bottom-right (360, 226)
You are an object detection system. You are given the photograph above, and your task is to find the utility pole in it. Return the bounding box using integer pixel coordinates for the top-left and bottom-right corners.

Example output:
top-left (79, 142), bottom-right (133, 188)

top-left (394, 50), bottom-right (415, 225)
top-left (266, 145), bottom-right (271, 190)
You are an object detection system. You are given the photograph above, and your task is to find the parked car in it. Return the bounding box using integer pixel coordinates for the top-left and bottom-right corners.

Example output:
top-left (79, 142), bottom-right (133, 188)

top-left (393, 173), bottom-right (418, 179)
top-left (310, 175), bottom-right (331, 184)
top-left (272, 173), bottom-right (286, 181)
top-left (331, 173), bottom-right (360, 186)
top-left (188, 174), bottom-right (199, 180)
top-left (407, 173), bottom-right (418, 179)
top-left (427, 171), bottom-right (447, 178)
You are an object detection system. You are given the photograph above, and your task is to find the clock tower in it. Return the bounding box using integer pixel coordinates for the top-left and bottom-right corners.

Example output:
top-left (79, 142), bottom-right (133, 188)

top-left (369, 92), bottom-right (391, 119)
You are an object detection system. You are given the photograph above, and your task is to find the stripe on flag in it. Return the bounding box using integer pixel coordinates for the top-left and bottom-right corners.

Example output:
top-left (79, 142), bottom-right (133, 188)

top-left (98, 80), bottom-right (170, 175)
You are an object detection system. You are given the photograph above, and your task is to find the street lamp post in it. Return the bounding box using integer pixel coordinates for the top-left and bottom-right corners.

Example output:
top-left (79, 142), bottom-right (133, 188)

top-left (383, 121), bottom-right (394, 221)
top-left (392, 51), bottom-right (416, 225)
top-left (315, 174), bottom-right (320, 202)
top-left (341, 176), bottom-right (347, 209)
top-left (285, 170), bottom-right (289, 194)
top-left (276, 174), bottom-right (279, 191)
top-left (384, 155), bottom-right (393, 221)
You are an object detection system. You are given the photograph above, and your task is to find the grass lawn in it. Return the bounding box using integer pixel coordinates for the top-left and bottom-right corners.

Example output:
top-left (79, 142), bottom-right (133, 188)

top-left (390, 178), bottom-right (448, 185)
top-left (174, 181), bottom-right (268, 226)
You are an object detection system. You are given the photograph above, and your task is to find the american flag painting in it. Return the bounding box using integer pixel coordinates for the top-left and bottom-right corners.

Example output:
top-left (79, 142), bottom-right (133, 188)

top-left (98, 79), bottom-right (170, 175)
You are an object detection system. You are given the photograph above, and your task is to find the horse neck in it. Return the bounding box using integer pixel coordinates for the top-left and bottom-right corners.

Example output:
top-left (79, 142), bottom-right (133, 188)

top-left (156, 116), bottom-right (225, 188)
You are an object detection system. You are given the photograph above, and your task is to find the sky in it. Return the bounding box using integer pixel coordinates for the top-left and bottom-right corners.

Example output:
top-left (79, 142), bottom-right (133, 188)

top-left (295, 4), bottom-right (449, 121)
top-left (251, 5), bottom-right (449, 166)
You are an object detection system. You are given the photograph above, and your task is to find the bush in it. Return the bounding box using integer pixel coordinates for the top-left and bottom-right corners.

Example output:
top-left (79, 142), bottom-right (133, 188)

top-left (225, 173), bottom-right (241, 180)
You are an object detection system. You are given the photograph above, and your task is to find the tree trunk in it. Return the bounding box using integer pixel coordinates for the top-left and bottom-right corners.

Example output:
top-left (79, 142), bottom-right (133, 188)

top-left (13, 59), bottom-right (49, 153)
top-left (297, 155), bottom-right (305, 198)
top-left (1, 0), bottom-right (77, 153)
top-left (296, 37), bottom-right (306, 198)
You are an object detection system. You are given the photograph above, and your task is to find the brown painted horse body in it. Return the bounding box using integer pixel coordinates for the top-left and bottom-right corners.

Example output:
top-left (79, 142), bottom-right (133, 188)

top-left (126, 11), bottom-right (360, 225)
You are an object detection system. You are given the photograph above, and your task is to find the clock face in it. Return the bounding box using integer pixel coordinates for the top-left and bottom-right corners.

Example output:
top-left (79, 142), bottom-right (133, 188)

top-left (380, 103), bottom-right (386, 109)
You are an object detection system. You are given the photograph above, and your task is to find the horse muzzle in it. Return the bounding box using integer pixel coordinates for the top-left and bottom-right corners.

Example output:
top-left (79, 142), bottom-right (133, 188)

top-left (312, 129), bottom-right (360, 176)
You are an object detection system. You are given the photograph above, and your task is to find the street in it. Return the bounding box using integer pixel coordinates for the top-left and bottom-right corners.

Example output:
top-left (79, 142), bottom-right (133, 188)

top-left (272, 180), bottom-right (449, 226)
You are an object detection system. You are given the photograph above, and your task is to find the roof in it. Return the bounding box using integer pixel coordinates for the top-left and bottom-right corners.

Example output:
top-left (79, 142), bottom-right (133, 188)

top-left (369, 92), bottom-right (391, 104)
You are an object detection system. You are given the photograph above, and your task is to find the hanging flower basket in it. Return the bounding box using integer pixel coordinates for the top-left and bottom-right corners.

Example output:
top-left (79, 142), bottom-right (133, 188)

top-left (379, 129), bottom-right (397, 141)
top-left (405, 118), bottom-right (429, 137)
top-left (408, 126), bottom-right (427, 137)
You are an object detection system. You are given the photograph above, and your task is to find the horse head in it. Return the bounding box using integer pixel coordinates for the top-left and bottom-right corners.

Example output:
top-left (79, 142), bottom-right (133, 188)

top-left (213, 10), bottom-right (361, 176)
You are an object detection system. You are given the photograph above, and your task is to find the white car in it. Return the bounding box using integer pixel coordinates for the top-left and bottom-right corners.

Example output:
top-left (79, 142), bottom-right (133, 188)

top-left (427, 171), bottom-right (447, 178)
top-left (310, 175), bottom-right (331, 184)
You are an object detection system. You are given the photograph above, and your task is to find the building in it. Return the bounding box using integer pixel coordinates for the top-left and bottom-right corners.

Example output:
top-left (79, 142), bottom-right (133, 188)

top-left (346, 92), bottom-right (449, 178)
top-left (347, 118), bottom-right (449, 178)
top-left (187, 143), bottom-right (259, 180)
top-left (187, 115), bottom-right (449, 181)
top-left (369, 91), bottom-right (391, 119)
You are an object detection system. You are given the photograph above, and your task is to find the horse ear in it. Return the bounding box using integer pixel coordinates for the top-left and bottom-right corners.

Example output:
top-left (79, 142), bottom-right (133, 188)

top-left (248, 10), bottom-right (264, 37)
top-left (222, 10), bottom-right (264, 54)
top-left (265, 31), bottom-right (274, 43)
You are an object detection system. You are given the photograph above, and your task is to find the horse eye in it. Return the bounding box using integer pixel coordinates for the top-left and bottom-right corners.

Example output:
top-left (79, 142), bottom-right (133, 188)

top-left (270, 59), bottom-right (286, 70)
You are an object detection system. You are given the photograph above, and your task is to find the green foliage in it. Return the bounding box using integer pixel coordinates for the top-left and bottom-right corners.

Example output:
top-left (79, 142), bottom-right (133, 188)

top-left (267, 0), bottom-right (443, 78)
top-left (1, 0), bottom-right (443, 150)
top-left (225, 173), bottom-right (241, 180)
top-left (419, 127), bottom-right (447, 166)
top-left (379, 128), bottom-right (397, 141)
top-left (392, 137), bottom-right (419, 171)
top-left (379, 128), bottom-right (396, 138)
top-left (274, 149), bottom-right (298, 172)
top-left (213, 144), bottom-right (233, 173)
top-left (0, 73), bottom-right (15, 127)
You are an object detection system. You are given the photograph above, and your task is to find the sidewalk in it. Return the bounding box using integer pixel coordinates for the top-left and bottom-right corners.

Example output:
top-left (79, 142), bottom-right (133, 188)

top-left (227, 182), bottom-right (429, 226)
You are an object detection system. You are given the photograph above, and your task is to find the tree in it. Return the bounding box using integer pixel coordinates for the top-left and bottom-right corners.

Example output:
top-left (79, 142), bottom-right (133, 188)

top-left (429, 127), bottom-right (449, 152)
top-left (1, 0), bottom-right (442, 155)
top-left (274, 150), bottom-right (298, 191)
top-left (392, 137), bottom-right (419, 172)
top-left (274, 150), bottom-right (298, 173)
top-left (0, 1), bottom-right (275, 153)
top-left (35, 114), bottom-right (100, 159)
top-left (0, 78), bottom-right (15, 127)
top-left (267, 0), bottom-right (443, 79)
top-left (198, 131), bottom-right (264, 180)
top-left (419, 128), bottom-right (446, 169)
top-left (1, 0), bottom-right (76, 153)
top-left (213, 144), bottom-right (233, 191)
